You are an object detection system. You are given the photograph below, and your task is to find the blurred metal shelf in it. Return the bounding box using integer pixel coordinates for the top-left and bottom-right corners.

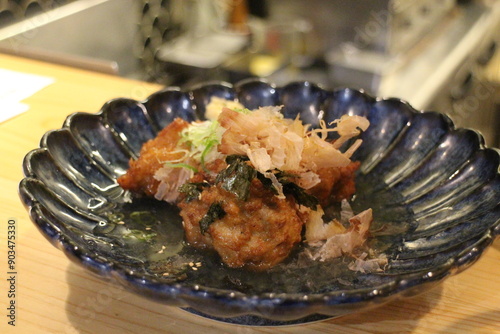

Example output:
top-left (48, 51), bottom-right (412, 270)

top-left (0, 0), bottom-right (141, 77)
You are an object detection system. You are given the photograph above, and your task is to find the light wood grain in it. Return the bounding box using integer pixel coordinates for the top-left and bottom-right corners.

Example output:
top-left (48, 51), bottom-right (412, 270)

top-left (0, 53), bottom-right (499, 334)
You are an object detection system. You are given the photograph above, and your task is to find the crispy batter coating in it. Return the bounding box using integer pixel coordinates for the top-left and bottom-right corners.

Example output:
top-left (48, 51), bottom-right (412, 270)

top-left (307, 161), bottom-right (360, 205)
top-left (117, 117), bottom-right (361, 271)
top-left (178, 161), bottom-right (358, 271)
top-left (117, 118), bottom-right (189, 196)
top-left (179, 178), bottom-right (305, 271)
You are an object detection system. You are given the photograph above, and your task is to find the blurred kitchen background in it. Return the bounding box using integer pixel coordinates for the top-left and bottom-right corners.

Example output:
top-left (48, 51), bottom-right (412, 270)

top-left (0, 0), bottom-right (499, 147)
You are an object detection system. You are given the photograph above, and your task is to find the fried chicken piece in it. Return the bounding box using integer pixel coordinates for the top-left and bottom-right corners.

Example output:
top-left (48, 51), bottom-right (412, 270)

top-left (117, 118), bottom-right (189, 196)
top-left (178, 178), bottom-right (305, 271)
top-left (307, 161), bottom-right (360, 205)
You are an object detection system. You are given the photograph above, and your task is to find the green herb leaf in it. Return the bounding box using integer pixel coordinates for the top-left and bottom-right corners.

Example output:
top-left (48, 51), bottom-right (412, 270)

top-left (199, 202), bottom-right (226, 235)
top-left (178, 182), bottom-right (209, 202)
top-left (213, 155), bottom-right (319, 209)
top-left (216, 155), bottom-right (256, 201)
top-left (282, 182), bottom-right (319, 210)
top-left (257, 170), bottom-right (319, 210)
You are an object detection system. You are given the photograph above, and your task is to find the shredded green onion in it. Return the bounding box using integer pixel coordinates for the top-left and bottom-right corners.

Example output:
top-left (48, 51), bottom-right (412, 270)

top-left (180, 120), bottom-right (223, 169)
top-left (163, 108), bottom-right (253, 173)
top-left (163, 162), bottom-right (199, 173)
top-left (199, 140), bottom-right (217, 171)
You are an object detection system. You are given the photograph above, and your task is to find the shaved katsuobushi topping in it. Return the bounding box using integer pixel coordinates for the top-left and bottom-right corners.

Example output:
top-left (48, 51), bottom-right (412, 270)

top-left (117, 98), bottom-right (385, 272)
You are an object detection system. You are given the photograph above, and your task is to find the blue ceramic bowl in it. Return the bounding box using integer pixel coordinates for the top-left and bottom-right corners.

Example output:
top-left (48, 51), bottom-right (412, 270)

top-left (19, 79), bottom-right (500, 325)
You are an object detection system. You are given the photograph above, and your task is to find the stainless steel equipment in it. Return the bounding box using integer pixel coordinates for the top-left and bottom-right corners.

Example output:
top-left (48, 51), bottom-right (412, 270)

top-left (0, 0), bottom-right (497, 146)
top-left (375, 2), bottom-right (500, 147)
top-left (270, 0), bottom-right (455, 57)
top-left (264, 0), bottom-right (500, 147)
top-left (0, 0), bottom-right (141, 76)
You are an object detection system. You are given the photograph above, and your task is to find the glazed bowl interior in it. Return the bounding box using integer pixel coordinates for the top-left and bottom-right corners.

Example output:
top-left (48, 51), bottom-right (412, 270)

top-left (19, 79), bottom-right (500, 325)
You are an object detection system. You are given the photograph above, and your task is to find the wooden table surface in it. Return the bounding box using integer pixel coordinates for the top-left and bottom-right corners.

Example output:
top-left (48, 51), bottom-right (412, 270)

top-left (0, 53), bottom-right (499, 334)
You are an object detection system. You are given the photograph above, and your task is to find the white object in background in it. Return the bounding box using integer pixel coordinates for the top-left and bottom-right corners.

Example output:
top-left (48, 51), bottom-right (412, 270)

top-left (0, 68), bottom-right (54, 123)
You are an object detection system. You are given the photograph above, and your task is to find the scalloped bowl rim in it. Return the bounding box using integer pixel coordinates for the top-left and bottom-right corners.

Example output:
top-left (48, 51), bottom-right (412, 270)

top-left (18, 79), bottom-right (500, 322)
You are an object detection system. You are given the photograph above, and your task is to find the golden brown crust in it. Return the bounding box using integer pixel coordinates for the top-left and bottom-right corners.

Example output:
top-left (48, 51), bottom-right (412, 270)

top-left (178, 178), bottom-right (305, 271)
top-left (117, 118), bottom-right (190, 196)
top-left (117, 117), bottom-right (362, 271)
top-left (307, 161), bottom-right (360, 205)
